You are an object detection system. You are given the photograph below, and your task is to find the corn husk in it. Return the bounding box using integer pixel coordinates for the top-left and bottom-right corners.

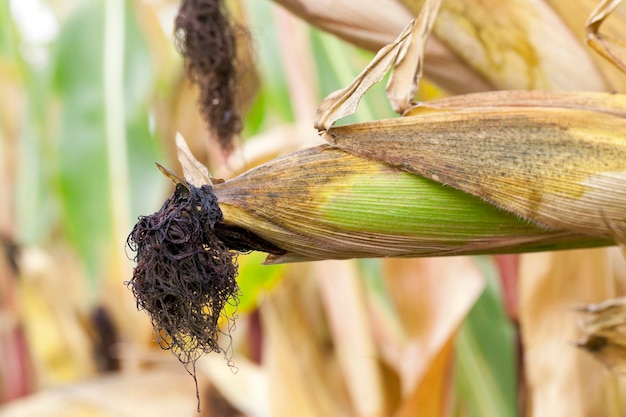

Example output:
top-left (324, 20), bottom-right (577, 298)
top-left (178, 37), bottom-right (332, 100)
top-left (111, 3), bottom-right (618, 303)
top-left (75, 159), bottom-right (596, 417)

top-left (325, 91), bottom-right (626, 238)
top-left (212, 144), bottom-right (612, 264)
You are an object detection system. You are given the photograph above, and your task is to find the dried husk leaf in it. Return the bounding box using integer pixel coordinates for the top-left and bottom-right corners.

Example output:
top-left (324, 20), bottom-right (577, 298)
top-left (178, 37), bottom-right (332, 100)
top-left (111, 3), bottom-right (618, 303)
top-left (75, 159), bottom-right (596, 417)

top-left (212, 145), bottom-right (611, 264)
top-left (175, 132), bottom-right (212, 187)
top-left (314, 19), bottom-right (415, 131)
top-left (326, 93), bottom-right (626, 239)
top-left (404, 89), bottom-right (626, 115)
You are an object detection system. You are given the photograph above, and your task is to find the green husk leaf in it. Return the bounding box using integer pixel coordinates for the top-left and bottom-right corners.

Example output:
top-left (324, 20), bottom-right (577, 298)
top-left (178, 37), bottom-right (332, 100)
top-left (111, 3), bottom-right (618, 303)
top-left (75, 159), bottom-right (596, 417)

top-left (213, 145), bottom-right (612, 264)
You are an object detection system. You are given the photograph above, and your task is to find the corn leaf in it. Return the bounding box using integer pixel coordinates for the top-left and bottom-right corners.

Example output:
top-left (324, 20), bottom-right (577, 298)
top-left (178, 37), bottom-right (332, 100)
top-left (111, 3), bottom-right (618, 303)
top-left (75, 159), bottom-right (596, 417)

top-left (586, 0), bottom-right (626, 73)
top-left (314, 0), bottom-right (440, 130)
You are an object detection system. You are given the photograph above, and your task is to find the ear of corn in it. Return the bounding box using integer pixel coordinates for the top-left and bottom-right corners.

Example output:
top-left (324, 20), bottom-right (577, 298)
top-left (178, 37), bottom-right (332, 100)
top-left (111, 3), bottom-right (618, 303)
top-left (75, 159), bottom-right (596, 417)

top-left (211, 4), bottom-right (626, 263)
top-left (212, 145), bottom-right (612, 264)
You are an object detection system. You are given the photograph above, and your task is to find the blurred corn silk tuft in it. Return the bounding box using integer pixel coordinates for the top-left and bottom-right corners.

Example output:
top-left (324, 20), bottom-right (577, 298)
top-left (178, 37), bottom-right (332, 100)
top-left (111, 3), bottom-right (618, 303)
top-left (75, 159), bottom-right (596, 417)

top-left (174, 0), bottom-right (242, 152)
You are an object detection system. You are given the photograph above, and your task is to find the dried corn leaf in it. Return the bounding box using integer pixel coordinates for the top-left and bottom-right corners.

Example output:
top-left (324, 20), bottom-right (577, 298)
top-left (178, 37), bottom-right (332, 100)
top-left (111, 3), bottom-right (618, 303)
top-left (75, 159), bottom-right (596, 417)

top-left (315, 0), bottom-right (440, 130)
top-left (395, 338), bottom-right (455, 417)
top-left (313, 20), bottom-right (413, 131)
top-left (385, 0), bottom-right (440, 114)
top-left (272, 0), bottom-right (412, 52)
top-left (575, 297), bottom-right (626, 374)
top-left (261, 270), bottom-right (344, 416)
top-left (382, 257), bottom-right (484, 414)
top-left (315, 261), bottom-right (387, 417)
top-left (519, 249), bottom-right (626, 417)
top-left (404, 89), bottom-right (626, 115)
top-left (587, 0), bottom-right (626, 73)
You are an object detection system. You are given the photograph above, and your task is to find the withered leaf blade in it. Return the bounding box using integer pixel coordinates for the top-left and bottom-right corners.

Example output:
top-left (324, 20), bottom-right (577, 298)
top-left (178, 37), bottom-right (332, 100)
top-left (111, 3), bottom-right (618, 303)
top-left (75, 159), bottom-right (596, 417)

top-left (576, 297), bottom-right (626, 374)
top-left (314, 0), bottom-right (441, 131)
top-left (313, 21), bottom-right (413, 132)
top-left (586, 0), bottom-right (626, 73)
top-left (326, 95), bottom-right (626, 239)
top-left (385, 0), bottom-right (441, 114)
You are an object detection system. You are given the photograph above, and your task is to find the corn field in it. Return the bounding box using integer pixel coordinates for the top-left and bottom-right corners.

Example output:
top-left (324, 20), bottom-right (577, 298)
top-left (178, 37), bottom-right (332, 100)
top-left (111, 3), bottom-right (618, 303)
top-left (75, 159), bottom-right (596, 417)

top-left (1, 0), bottom-right (626, 416)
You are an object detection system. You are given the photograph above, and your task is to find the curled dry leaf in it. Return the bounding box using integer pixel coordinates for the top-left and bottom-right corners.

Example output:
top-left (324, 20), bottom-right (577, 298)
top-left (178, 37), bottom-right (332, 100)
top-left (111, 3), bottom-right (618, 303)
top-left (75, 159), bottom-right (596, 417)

top-left (314, 0), bottom-right (441, 130)
top-left (586, 0), bottom-right (626, 73)
top-left (385, 0), bottom-right (441, 114)
top-left (575, 297), bottom-right (626, 374)
top-left (313, 20), bottom-right (413, 131)
top-left (519, 249), bottom-right (624, 417)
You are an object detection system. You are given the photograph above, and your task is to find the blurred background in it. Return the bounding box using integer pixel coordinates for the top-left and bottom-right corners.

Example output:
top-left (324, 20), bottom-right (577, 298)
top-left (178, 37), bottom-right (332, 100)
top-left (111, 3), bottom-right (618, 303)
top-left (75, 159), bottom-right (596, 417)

top-left (1, 0), bottom-right (626, 416)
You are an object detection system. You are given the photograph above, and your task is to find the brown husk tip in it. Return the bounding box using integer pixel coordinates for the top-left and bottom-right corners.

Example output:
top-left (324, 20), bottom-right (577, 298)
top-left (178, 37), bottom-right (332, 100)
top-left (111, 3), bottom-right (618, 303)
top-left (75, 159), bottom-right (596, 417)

top-left (126, 181), bottom-right (240, 367)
